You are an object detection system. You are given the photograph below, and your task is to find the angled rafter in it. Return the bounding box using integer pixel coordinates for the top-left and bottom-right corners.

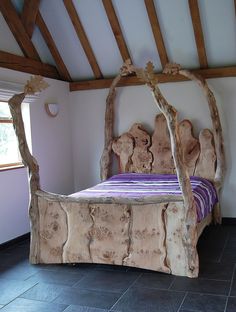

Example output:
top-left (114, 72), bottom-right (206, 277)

top-left (188, 0), bottom-right (208, 68)
top-left (35, 12), bottom-right (72, 81)
top-left (0, 50), bottom-right (60, 80)
top-left (144, 0), bottom-right (169, 68)
top-left (102, 0), bottom-right (131, 62)
top-left (0, 0), bottom-right (40, 61)
top-left (70, 66), bottom-right (236, 91)
top-left (21, 0), bottom-right (40, 38)
top-left (63, 0), bottom-right (103, 79)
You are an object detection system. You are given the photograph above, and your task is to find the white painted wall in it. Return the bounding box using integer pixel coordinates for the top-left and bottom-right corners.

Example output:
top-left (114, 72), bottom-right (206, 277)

top-left (69, 78), bottom-right (236, 218)
top-left (0, 68), bottom-right (73, 243)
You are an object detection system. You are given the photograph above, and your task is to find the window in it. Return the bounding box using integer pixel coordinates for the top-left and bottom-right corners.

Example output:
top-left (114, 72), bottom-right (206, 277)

top-left (0, 101), bottom-right (22, 169)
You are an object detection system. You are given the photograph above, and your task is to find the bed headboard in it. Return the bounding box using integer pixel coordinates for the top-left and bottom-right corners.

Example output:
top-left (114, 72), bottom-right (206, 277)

top-left (112, 113), bottom-right (216, 181)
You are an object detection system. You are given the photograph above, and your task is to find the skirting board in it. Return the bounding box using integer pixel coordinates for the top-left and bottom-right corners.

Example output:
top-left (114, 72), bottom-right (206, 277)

top-left (0, 232), bottom-right (30, 251)
top-left (222, 218), bottom-right (236, 225)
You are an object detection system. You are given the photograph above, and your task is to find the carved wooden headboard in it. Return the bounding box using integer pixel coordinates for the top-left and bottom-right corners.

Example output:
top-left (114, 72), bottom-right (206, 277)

top-left (112, 113), bottom-right (216, 181)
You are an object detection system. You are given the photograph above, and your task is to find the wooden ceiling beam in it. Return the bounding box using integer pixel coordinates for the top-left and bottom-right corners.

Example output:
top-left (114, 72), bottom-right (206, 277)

top-left (188, 0), bottom-right (208, 68)
top-left (144, 0), bottom-right (169, 68)
top-left (35, 12), bottom-right (72, 81)
top-left (0, 50), bottom-right (60, 80)
top-left (0, 0), bottom-right (40, 61)
top-left (70, 65), bottom-right (236, 91)
top-left (102, 0), bottom-right (131, 62)
top-left (21, 0), bottom-right (40, 38)
top-left (63, 0), bottom-right (103, 79)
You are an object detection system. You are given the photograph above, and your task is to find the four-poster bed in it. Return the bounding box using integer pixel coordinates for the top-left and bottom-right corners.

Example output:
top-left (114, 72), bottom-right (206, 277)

top-left (8, 61), bottom-right (225, 278)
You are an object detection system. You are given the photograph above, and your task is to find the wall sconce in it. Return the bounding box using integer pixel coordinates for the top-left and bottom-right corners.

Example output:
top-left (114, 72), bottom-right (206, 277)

top-left (45, 103), bottom-right (59, 117)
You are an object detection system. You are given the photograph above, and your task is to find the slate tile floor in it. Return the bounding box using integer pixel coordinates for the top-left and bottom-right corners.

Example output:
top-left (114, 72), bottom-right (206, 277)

top-left (0, 225), bottom-right (236, 311)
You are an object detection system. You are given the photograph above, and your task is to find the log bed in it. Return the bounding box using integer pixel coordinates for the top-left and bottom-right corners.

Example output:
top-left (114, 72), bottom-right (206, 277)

top-left (8, 62), bottom-right (225, 278)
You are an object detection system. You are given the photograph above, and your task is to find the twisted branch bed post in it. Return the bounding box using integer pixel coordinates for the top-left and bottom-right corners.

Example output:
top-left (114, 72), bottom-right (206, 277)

top-left (7, 77), bottom-right (48, 263)
top-left (163, 64), bottom-right (226, 223)
top-left (100, 60), bottom-right (225, 277)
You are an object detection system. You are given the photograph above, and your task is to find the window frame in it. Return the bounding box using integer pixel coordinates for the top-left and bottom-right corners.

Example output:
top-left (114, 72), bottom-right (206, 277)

top-left (0, 101), bottom-right (23, 171)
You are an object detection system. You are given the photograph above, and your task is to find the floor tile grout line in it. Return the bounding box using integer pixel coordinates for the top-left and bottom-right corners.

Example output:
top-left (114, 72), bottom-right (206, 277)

top-left (108, 272), bottom-right (143, 311)
top-left (218, 230), bottom-right (230, 263)
top-left (177, 291), bottom-right (188, 312)
top-left (168, 276), bottom-right (176, 290)
top-left (223, 297), bottom-right (229, 312)
top-left (227, 263), bottom-right (236, 297)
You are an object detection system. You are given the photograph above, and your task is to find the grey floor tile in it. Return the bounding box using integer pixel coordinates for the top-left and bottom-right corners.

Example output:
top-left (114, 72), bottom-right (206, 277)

top-left (132, 272), bottom-right (174, 290)
top-left (53, 288), bottom-right (121, 309)
top-left (226, 297), bottom-right (236, 312)
top-left (20, 282), bottom-right (69, 302)
top-left (74, 270), bottom-right (139, 293)
top-left (0, 298), bottom-right (67, 312)
top-left (26, 269), bottom-right (85, 286)
top-left (0, 252), bottom-right (27, 267)
top-left (199, 262), bottom-right (234, 280)
top-left (111, 287), bottom-right (185, 312)
top-left (64, 305), bottom-right (109, 311)
top-left (0, 279), bottom-right (36, 305)
top-left (170, 277), bottom-right (230, 295)
top-left (0, 263), bottom-right (40, 281)
top-left (181, 293), bottom-right (227, 312)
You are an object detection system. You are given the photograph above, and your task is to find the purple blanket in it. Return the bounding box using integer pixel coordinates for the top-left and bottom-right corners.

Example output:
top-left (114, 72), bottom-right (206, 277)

top-left (71, 173), bottom-right (218, 222)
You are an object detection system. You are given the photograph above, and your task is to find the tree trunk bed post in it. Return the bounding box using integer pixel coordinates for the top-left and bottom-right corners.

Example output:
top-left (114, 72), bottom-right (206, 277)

top-left (8, 76), bottom-right (48, 263)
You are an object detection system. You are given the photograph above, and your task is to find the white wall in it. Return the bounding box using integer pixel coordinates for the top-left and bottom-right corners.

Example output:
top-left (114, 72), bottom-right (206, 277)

top-left (0, 68), bottom-right (74, 243)
top-left (69, 78), bottom-right (236, 218)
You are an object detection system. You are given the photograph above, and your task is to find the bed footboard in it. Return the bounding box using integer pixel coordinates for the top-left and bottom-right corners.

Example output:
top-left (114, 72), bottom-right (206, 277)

top-left (34, 192), bottom-right (209, 277)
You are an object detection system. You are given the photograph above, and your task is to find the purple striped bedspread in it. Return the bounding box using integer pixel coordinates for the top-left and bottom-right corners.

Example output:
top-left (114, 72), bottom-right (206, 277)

top-left (70, 173), bottom-right (218, 222)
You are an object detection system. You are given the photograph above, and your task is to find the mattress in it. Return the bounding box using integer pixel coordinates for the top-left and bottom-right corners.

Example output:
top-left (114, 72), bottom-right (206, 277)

top-left (70, 173), bottom-right (218, 222)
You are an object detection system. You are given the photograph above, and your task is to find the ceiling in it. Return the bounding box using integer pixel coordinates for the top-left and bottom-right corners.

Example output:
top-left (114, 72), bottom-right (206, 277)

top-left (0, 0), bottom-right (236, 90)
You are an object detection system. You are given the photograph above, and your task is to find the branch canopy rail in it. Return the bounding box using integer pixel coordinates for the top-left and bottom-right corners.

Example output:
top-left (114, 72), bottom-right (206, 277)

top-left (100, 60), bottom-right (225, 276)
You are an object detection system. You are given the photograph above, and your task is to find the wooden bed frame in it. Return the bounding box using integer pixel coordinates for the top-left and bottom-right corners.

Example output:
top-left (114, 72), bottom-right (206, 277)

top-left (8, 62), bottom-right (225, 278)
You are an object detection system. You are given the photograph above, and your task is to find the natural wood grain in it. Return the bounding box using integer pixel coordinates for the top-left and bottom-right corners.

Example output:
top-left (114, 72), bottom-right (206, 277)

top-left (0, 0), bottom-right (40, 60)
top-left (144, 0), bottom-right (169, 68)
top-left (70, 65), bottom-right (236, 91)
top-left (123, 203), bottom-right (170, 273)
top-left (164, 63), bottom-right (225, 223)
top-left (178, 68), bottom-right (225, 223)
top-left (129, 123), bottom-right (152, 173)
top-left (102, 0), bottom-right (131, 62)
top-left (21, 0), bottom-right (40, 38)
top-left (63, 0), bottom-right (103, 79)
top-left (0, 50), bottom-right (60, 80)
top-left (100, 74), bottom-right (122, 180)
top-left (39, 198), bottom-right (67, 263)
top-left (188, 0), bottom-right (208, 68)
top-left (195, 129), bottom-right (216, 181)
top-left (60, 202), bottom-right (92, 263)
top-left (150, 113), bottom-right (175, 174)
top-left (119, 61), bottom-right (199, 277)
top-left (179, 120), bottom-right (200, 176)
top-left (36, 12), bottom-right (72, 81)
top-left (89, 204), bottom-right (130, 265)
top-left (165, 202), bottom-right (190, 276)
top-left (112, 133), bottom-right (134, 172)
